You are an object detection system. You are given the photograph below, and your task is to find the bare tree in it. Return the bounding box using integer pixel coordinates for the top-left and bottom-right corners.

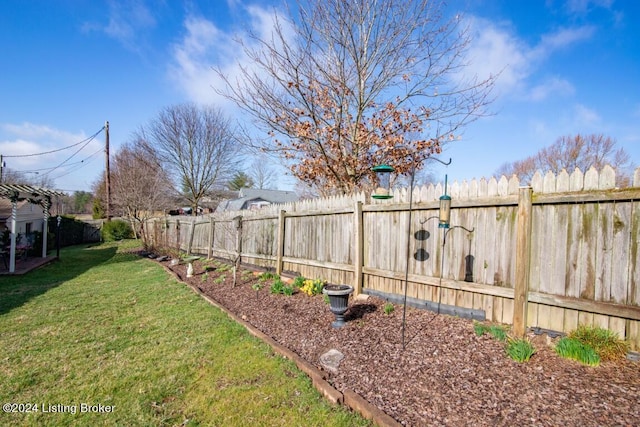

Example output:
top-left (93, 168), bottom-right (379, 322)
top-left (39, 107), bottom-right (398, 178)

top-left (218, 0), bottom-right (495, 195)
top-left (139, 103), bottom-right (242, 213)
top-left (0, 169), bottom-right (55, 188)
top-left (0, 168), bottom-right (25, 185)
top-left (496, 134), bottom-right (635, 186)
top-left (110, 141), bottom-right (174, 244)
top-left (248, 157), bottom-right (278, 190)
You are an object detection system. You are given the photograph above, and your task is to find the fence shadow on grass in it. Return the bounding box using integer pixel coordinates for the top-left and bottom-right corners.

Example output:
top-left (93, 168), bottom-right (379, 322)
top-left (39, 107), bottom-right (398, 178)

top-left (0, 244), bottom-right (119, 316)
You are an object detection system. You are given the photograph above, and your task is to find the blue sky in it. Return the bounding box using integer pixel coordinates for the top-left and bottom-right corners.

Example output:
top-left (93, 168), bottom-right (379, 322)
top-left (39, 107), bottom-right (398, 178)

top-left (1, 0), bottom-right (638, 193)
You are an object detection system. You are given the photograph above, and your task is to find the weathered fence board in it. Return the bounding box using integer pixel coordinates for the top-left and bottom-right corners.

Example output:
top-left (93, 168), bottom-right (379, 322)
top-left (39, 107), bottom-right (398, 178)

top-left (145, 166), bottom-right (640, 350)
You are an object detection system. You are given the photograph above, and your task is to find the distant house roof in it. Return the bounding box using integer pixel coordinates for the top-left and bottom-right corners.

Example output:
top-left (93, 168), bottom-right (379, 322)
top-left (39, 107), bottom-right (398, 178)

top-left (215, 188), bottom-right (298, 212)
top-left (0, 198), bottom-right (27, 221)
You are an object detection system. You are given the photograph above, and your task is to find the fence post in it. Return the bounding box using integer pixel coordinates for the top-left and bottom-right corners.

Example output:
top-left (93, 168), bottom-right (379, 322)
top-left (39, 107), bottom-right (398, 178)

top-left (233, 216), bottom-right (243, 268)
top-left (165, 218), bottom-right (170, 249)
top-left (513, 186), bottom-right (533, 338)
top-left (208, 217), bottom-right (214, 259)
top-left (175, 219), bottom-right (181, 253)
top-left (354, 201), bottom-right (364, 295)
top-left (276, 210), bottom-right (286, 275)
top-left (152, 219), bottom-right (157, 249)
top-left (187, 220), bottom-right (196, 255)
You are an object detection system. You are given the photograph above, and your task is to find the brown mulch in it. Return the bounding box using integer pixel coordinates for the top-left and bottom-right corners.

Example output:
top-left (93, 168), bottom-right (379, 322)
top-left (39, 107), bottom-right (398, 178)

top-left (162, 258), bottom-right (640, 427)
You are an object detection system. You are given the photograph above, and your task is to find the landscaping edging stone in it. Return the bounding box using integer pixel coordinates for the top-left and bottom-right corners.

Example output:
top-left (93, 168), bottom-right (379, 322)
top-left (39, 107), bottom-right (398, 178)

top-left (162, 264), bottom-right (401, 427)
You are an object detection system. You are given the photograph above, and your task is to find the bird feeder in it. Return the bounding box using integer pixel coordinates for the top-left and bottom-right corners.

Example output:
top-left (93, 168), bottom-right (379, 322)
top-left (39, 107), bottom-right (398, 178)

top-left (372, 164), bottom-right (394, 199)
top-left (439, 175), bottom-right (451, 228)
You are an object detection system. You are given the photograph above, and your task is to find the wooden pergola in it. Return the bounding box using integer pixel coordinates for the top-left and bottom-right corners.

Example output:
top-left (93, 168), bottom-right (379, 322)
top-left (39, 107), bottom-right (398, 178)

top-left (0, 184), bottom-right (66, 273)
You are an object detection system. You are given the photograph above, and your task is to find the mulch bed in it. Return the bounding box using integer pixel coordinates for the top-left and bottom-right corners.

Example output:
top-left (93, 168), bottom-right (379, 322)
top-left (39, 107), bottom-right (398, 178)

top-left (160, 257), bottom-right (640, 427)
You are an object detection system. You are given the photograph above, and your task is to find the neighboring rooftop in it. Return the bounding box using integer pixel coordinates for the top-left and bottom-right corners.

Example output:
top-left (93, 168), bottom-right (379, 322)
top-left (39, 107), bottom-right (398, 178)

top-left (215, 188), bottom-right (298, 212)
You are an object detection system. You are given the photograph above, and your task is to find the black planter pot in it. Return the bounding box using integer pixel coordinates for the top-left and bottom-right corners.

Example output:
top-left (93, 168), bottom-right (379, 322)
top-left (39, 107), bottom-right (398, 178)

top-left (322, 284), bottom-right (354, 328)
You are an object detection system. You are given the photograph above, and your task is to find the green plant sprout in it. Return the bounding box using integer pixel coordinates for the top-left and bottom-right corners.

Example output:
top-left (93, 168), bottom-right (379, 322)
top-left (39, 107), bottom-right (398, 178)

top-left (251, 282), bottom-right (263, 300)
top-left (554, 337), bottom-right (600, 366)
top-left (384, 302), bottom-right (394, 315)
top-left (473, 322), bottom-right (508, 341)
top-left (270, 278), bottom-right (295, 296)
top-left (506, 338), bottom-right (536, 362)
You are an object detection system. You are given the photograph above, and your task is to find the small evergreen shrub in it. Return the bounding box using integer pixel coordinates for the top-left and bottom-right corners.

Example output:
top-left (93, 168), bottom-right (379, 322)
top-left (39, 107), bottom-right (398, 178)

top-left (101, 220), bottom-right (133, 241)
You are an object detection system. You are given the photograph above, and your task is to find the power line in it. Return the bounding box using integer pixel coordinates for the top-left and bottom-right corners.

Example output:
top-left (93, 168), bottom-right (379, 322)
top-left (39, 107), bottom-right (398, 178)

top-left (17, 148), bottom-right (103, 174)
top-left (1, 127), bottom-right (105, 158)
top-left (48, 149), bottom-right (103, 181)
top-left (39, 131), bottom-right (102, 179)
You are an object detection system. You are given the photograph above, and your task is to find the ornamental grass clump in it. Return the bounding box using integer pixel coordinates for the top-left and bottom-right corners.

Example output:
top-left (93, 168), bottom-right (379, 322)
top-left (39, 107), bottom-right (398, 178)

top-left (568, 325), bottom-right (629, 362)
top-left (554, 324), bottom-right (629, 366)
top-left (554, 337), bottom-right (600, 366)
top-left (259, 271), bottom-right (279, 281)
top-left (474, 322), bottom-right (534, 363)
top-left (506, 338), bottom-right (536, 362)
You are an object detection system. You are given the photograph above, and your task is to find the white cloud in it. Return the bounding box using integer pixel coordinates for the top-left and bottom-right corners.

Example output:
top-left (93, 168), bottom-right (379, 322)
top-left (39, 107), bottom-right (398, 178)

top-left (168, 4), bottom-right (291, 108)
top-left (529, 76), bottom-right (575, 101)
top-left (82, 0), bottom-right (157, 51)
top-left (530, 26), bottom-right (595, 59)
top-left (464, 17), bottom-right (530, 95)
top-left (565, 0), bottom-right (613, 15)
top-left (465, 16), bottom-right (593, 101)
top-left (168, 16), bottom-right (234, 105)
top-left (572, 103), bottom-right (602, 127)
top-left (0, 122), bottom-right (103, 188)
top-left (1, 122), bottom-right (73, 143)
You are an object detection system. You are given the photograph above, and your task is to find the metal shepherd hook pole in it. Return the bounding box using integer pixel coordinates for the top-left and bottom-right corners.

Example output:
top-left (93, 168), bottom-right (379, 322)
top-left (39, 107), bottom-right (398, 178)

top-left (401, 156), bottom-right (452, 350)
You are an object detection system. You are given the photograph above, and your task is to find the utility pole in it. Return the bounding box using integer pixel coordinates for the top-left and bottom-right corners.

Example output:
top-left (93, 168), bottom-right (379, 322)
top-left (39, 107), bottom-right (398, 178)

top-left (0, 154), bottom-right (4, 184)
top-left (105, 121), bottom-right (111, 222)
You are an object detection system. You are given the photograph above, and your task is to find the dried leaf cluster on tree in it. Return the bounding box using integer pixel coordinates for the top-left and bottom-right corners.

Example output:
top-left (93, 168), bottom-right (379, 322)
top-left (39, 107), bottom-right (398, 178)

top-left (218, 0), bottom-right (495, 195)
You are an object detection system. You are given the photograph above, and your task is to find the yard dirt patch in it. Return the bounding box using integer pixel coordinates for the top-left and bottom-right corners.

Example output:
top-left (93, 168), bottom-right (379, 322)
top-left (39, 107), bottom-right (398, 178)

top-left (162, 258), bottom-right (639, 427)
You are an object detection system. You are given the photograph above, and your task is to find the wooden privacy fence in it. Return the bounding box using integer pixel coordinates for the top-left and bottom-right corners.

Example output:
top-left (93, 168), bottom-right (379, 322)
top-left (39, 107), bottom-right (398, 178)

top-left (146, 166), bottom-right (640, 350)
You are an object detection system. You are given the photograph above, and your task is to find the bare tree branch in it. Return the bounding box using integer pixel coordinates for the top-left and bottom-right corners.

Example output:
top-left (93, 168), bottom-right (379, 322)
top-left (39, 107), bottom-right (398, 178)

top-left (496, 134), bottom-right (636, 187)
top-left (110, 141), bottom-right (174, 244)
top-left (138, 103), bottom-right (243, 212)
top-left (216, 0), bottom-right (496, 195)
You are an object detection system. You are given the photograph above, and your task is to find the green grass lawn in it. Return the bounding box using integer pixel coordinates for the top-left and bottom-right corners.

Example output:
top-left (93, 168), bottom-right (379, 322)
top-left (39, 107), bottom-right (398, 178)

top-left (0, 241), bottom-right (369, 426)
